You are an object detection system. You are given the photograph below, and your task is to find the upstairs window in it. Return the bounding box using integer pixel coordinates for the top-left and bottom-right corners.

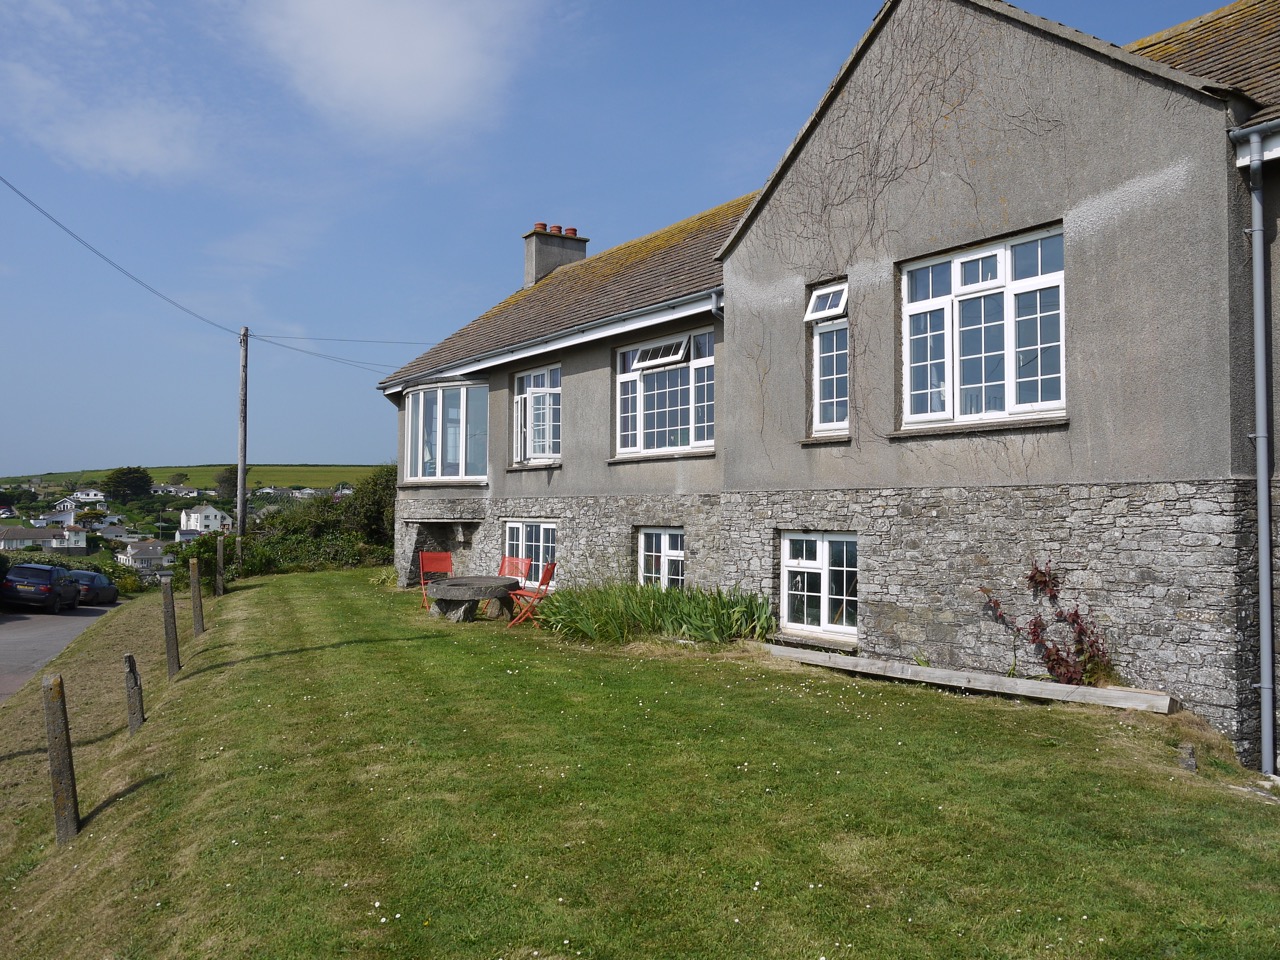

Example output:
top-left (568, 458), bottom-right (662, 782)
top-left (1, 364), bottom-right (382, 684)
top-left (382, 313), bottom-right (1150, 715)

top-left (404, 384), bottom-right (488, 481)
top-left (513, 365), bottom-right (561, 464)
top-left (617, 329), bottom-right (715, 455)
top-left (902, 228), bottom-right (1064, 427)
top-left (806, 281), bottom-right (849, 435)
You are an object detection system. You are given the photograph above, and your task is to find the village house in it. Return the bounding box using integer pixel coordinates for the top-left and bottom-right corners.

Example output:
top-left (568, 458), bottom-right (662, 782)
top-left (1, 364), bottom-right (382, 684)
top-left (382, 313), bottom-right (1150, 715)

top-left (379, 0), bottom-right (1280, 764)
top-left (179, 504), bottom-right (233, 535)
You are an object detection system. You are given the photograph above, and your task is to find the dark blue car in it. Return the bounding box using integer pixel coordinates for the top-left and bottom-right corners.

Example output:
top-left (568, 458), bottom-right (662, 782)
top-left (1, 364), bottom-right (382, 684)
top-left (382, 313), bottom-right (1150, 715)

top-left (0, 563), bottom-right (81, 613)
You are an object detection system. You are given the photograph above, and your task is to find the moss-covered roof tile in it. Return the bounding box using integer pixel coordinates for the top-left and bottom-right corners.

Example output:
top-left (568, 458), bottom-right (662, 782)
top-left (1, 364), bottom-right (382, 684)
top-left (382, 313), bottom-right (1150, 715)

top-left (381, 193), bottom-right (755, 389)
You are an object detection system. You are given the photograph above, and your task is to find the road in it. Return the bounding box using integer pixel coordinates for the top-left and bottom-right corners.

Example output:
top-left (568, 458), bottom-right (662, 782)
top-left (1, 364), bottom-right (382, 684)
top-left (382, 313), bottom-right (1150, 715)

top-left (0, 603), bottom-right (117, 702)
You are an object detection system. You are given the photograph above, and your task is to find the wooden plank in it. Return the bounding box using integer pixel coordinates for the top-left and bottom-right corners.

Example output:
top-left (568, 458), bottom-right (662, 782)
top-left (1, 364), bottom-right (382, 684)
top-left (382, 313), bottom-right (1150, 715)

top-left (766, 645), bottom-right (1181, 714)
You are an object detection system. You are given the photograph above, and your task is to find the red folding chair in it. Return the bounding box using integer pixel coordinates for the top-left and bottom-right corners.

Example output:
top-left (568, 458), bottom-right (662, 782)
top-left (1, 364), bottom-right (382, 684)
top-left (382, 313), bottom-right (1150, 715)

top-left (419, 551), bottom-right (453, 607)
top-left (507, 562), bottom-right (556, 628)
top-left (482, 555), bottom-right (533, 616)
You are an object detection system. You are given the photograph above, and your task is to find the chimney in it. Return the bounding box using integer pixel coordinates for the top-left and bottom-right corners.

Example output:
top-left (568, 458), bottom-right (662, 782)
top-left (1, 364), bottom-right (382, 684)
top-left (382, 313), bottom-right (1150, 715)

top-left (523, 222), bottom-right (588, 288)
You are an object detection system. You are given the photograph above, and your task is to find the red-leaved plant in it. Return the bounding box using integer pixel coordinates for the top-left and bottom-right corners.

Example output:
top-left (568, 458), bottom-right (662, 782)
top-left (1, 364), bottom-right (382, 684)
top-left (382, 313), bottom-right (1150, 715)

top-left (979, 559), bottom-right (1114, 686)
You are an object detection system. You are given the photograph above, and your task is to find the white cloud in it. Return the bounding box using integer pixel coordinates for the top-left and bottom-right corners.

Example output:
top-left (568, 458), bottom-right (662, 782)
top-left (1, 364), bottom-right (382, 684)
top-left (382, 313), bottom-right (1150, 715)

top-left (0, 3), bottom-right (211, 178)
top-left (242, 0), bottom-right (540, 143)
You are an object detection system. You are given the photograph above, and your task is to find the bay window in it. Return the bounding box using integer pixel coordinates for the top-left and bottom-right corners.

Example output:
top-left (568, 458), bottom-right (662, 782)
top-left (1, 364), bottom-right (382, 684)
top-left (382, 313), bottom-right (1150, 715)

top-left (404, 384), bottom-right (488, 480)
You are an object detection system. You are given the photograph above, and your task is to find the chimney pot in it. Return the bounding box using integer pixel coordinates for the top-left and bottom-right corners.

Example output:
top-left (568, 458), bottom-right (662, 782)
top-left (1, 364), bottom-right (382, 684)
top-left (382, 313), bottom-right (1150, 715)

top-left (549, 224), bottom-right (562, 235)
top-left (533, 222), bottom-right (547, 232)
top-left (564, 227), bottom-right (577, 237)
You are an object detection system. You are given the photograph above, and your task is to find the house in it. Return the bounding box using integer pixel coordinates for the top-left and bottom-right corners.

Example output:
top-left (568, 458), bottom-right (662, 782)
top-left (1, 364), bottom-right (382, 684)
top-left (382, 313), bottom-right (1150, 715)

top-left (0, 525), bottom-right (87, 555)
top-left (51, 497), bottom-right (79, 513)
top-left (115, 539), bottom-right (173, 570)
top-left (179, 504), bottom-right (233, 534)
top-left (380, 0), bottom-right (1280, 765)
top-left (72, 489), bottom-right (105, 503)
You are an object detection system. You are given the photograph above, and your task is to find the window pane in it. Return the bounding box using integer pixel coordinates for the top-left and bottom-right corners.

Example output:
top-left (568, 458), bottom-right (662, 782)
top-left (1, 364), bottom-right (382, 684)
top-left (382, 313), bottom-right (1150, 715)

top-left (1041, 234), bottom-right (1063, 274)
top-left (422, 390), bottom-right (438, 477)
top-left (1012, 239), bottom-right (1039, 280)
top-left (464, 386), bottom-right (487, 476)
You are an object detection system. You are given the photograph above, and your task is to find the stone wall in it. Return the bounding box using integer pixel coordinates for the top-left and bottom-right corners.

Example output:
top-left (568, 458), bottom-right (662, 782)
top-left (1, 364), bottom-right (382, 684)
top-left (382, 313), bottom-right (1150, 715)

top-left (396, 478), bottom-right (1264, 762)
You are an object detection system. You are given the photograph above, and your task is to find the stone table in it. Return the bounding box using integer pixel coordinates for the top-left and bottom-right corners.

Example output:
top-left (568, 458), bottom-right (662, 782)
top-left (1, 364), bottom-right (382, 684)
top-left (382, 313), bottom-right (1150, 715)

top-left (425, 575), bottom-right (521, 622)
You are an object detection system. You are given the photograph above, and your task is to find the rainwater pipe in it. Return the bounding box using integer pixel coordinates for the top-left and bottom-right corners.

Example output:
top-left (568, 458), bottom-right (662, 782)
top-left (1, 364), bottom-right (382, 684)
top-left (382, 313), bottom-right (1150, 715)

top-left (1229, 116), bottom-right (1280, 775)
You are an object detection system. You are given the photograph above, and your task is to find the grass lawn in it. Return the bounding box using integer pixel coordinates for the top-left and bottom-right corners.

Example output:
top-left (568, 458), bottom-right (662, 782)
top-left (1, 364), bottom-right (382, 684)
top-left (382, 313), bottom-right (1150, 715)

top-left (1, 570), bottom-right (1278, 959)
top-left (0, 464), bottom-right (381, 491)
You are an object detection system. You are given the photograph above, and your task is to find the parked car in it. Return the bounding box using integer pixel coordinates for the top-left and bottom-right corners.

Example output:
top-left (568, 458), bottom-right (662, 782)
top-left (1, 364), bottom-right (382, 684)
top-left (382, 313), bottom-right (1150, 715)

top-left (68, 570), bottom-right (119, 605)
top-left (0, 564), bottom-right (80, 612)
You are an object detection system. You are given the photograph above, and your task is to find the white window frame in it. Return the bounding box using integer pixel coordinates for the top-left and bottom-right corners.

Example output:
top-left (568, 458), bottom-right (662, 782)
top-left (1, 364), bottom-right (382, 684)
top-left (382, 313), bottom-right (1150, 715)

top-left (780, 532), bottom-right (858, 636)
top-left (616, 328), bottom-right (715, 456)
top-left (404, 384), bottom-right (489, 481)
top-left (512, 365), bottom-right (561, 465)
top-left (505, 520), bottom-right (557, 586)
top-left (901, 227), bottom-right (1064, 428)
top-left (638, 527), bottom-right (685, 589)
top-left (806, 281), bottom-right (849, 435)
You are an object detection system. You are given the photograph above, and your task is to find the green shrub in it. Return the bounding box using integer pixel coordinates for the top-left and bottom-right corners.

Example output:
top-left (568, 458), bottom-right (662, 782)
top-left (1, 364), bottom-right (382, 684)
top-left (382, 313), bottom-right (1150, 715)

top-left (537, 582), bottom-right (776, 644)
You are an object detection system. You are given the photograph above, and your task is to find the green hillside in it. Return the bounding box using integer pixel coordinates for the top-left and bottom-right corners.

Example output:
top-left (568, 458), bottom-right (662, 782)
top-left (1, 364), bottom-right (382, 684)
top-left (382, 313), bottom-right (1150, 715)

top-left (1, 464), bottom-right (385, 491)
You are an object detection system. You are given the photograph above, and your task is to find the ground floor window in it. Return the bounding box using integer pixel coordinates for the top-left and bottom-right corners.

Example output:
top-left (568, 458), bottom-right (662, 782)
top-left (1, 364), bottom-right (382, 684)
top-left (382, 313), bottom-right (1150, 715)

top-left (639, 527), bottom-right (685, 588)
top-left (781, 532), bottom-right (857, 634)
top-left (505, 520), bottom-right (557, 584)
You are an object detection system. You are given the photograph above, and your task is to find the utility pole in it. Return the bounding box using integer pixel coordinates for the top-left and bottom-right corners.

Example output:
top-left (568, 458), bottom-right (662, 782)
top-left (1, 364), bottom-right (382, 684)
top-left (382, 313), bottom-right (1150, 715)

top-left (237, 327), bottom-right (248, 543)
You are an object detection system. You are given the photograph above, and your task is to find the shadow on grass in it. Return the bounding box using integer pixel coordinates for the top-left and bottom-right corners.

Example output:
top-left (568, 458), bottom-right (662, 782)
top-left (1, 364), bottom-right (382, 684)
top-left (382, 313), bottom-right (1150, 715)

top-left (0, 724), bottom-right (129, 766)
top-left (81, 773), bottom-right (167, 828)
top-left (177, 633), bottom-right (444, 682)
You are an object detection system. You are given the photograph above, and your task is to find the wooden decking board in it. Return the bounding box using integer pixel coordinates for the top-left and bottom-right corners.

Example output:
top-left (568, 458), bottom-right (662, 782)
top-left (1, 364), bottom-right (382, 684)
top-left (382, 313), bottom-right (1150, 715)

top-left (765, 645), bottom-right (1181, 714)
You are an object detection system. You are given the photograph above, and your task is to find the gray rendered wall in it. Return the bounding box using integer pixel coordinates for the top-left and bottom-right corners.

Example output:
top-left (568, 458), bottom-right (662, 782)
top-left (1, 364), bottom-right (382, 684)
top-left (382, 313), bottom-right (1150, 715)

top-left (721, 0), bottom-right (1251, 493)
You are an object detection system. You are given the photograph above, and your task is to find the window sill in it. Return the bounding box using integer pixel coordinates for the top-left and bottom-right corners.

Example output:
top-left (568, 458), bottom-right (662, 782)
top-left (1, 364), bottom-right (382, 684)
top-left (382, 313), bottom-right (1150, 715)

top-left (800, 434), bottom-right (851, 448)
top-left (507, 461), bottom-right (562, 474)
top-left (889, 414), bottom-right (1068, 440)
top-left (608, 449), bottom-right (716, 466)
top-left (398, 479), bottom-right (489, 489)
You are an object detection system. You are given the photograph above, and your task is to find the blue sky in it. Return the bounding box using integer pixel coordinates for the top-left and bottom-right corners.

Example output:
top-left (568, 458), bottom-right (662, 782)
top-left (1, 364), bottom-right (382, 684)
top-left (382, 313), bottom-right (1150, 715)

top-left (0, 0), bottom-right (1217, 476)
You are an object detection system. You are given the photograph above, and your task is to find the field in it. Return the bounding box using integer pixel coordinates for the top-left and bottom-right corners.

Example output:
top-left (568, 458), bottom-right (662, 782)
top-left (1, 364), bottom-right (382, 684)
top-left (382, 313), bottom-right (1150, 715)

top-left (1, 464), bottom-right (383, 491)
top-left (1, 570), bottom-right (1278, 958)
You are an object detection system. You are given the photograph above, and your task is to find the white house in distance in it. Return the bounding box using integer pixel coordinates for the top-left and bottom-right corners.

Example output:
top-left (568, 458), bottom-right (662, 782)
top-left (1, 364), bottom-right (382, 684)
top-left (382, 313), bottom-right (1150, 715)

top-left (0, 525), bottom-right (88, 555)
top-left (179, 504), bottom-right (233, 535)
top-left (72, 489), bottom-right (105, 503)
top-left (115, 540), bottom-right (173, 570)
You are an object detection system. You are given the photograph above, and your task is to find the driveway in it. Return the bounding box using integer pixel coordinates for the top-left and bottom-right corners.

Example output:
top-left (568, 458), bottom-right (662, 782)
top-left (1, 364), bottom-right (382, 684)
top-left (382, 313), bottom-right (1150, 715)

top-left (0, 603), bottom-right (117, 702)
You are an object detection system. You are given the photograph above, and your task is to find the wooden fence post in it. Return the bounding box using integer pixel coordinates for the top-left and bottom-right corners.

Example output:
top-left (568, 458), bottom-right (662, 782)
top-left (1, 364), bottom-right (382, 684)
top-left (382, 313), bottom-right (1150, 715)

top-left (161, 578), bottom-right (181, 678)
top-left (42, 675), bottom-right (80, 845)
top-left (190, 559), bottom-right (204, 637)
top-left (215, 535), bottom-right (225, 597)
top-left (124, 654), bottom-right (145, 734)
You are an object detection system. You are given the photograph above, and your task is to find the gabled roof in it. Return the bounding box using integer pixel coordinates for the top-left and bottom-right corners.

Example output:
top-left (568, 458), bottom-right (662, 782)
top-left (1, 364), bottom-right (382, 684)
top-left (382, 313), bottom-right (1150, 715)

top-left (1127, 0), bottom-right (1280, 124)
top-left (719, 0), bottom-right (1244, 260)
top-left (380, 193), bottom-right (755, 391)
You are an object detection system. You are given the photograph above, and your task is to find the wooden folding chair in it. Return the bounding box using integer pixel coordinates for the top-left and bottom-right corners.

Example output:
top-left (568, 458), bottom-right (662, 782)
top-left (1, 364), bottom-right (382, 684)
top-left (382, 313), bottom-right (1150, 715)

top-left (507, 561), bottom-right (556, 627)
top-left (419, 551), bottom-right (453, 607)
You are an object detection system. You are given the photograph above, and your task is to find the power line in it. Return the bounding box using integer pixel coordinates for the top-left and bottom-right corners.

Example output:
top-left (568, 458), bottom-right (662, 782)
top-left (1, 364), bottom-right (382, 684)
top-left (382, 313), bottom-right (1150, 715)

top-left (254, 335), bottom-right (436, 345)
top-left (0, 173), bottom-right (428, 372)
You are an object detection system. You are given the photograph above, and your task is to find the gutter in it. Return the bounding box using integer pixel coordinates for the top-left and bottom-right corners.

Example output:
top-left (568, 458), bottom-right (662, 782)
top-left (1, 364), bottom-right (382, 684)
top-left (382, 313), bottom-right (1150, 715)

top-left (381, 287), bottom-right (725, 395)
top-left (1229, 116), bottom-right (1280, 775)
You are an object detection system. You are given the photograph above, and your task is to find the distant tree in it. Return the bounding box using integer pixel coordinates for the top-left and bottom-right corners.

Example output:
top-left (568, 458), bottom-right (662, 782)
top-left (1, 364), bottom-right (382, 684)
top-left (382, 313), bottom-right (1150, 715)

top-left (101, 466), bottom-right (154, 503)
top-left (166, 472), bottom-right (189, 485)
top-left (213, 465), bottom-right (248, 499)
top-left (77, 508), bottom-right (108, 529)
